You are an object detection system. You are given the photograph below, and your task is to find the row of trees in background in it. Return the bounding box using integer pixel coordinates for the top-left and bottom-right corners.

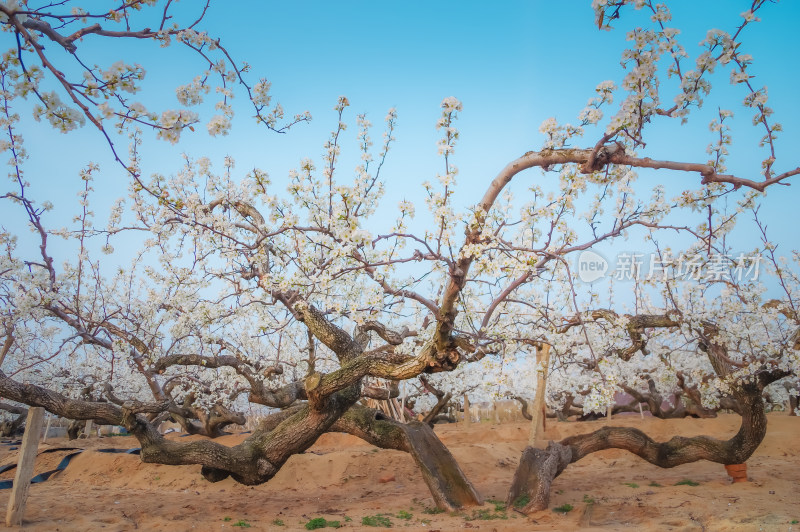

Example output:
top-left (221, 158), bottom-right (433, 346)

top-left (0, 0), bottom-right (797, 513)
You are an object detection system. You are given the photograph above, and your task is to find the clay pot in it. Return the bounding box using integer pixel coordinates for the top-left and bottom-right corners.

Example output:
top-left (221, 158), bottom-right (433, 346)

top-left (725, 463), bottom-right (748, 483)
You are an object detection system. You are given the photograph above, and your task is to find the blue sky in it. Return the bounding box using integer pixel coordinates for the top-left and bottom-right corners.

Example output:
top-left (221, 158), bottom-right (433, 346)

top-left (7, 1), bottom-right (800, 290)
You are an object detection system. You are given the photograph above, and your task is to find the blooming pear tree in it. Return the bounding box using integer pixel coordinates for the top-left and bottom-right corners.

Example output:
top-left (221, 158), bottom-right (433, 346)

top-left (501, 250), bottom-right (799, 511)
top-left (492, 187), bottom-right (800, 511)
top-left (0, 0), bottom-right (798, 516)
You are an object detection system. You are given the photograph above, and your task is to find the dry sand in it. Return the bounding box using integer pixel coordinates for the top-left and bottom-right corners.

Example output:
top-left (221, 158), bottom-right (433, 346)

top-left (0, 413), bottom-right (797, 531)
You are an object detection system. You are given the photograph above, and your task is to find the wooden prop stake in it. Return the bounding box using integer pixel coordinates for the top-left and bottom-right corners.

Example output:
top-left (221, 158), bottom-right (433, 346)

top-left (6, 406), bottom-right (44, 527)
top-left (528, 343), bottom-right (551, 448)
top-left (41, 414), bottom-right (52, 443)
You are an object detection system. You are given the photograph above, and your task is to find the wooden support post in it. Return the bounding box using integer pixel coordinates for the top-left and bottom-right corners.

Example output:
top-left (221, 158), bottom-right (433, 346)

top-left (84, 419), bottom-right (93, 438)
top-left (41, 415), bottom-right (52, 443)
top-left (528, 343), bottom-right (551, 448)
top-left (463, 394), bottom-right (471, 426)
top-left (6, 407), bottom-right (44, 526)
top-left (401, 381), bottom-right (407, 422)
top-left (607, 405), bottom-right (613, 420)
top-left (638, 402), bottom-right (644, 420)
top-left (492, 402), bottom-right (499, 424)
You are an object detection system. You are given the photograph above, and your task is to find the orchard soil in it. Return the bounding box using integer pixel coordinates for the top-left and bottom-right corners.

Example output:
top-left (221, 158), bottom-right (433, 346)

top-left (0, 413), bottom-right (797, 531)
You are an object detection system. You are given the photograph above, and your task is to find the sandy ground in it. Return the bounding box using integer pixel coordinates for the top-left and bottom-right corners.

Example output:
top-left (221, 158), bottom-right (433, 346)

top-left (0, 413), bottom-right (797, 531)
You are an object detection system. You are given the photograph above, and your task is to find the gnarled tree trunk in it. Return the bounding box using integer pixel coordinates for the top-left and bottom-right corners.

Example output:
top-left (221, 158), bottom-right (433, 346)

top-left (512, 395), bottom-right (532, 421)
top-left (169, 404), bottom-right (246, 438)
top-left (507, 443), bottom-right (572, 511)
top-left (182, 386), bottom-right (476, 496)
top-left (507, 375), bottom-right (783, 514)
top-left (0, 366), bottom-right (365, 486)
top-left (138, 384), bottom-right (364, 486)
top-left (332, 405), bottom-right (482, 511)
top-left (0, 402), bottom-right (27, 437)
top-left (67, 419), bottom-right (83, 440)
